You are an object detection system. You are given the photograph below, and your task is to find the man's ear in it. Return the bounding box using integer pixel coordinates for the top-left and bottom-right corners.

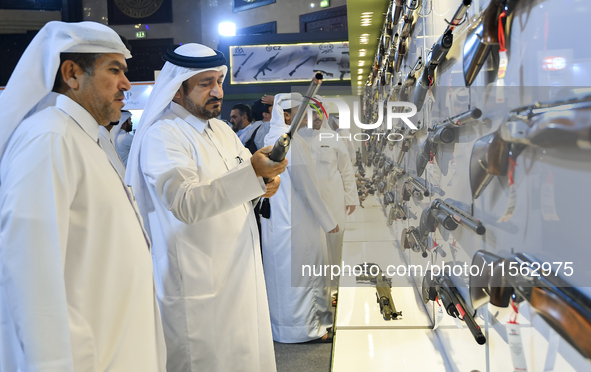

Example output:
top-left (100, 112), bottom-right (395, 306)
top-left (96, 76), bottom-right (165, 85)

top-left (60, 60), bottom-right (83, 90)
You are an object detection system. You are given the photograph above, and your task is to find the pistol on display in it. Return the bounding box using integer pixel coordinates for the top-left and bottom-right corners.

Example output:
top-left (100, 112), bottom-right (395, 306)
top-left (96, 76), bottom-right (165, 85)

top-left (356, 263), bottom-right (402, 320)
top-left (423, 269), bottom-right (487, 345)
top-left (416, 108), bottom-right (482, 177)
top-left (470, 96), bottom-right (591, 199)
top-left (470, 250), bottom-right (591, 359)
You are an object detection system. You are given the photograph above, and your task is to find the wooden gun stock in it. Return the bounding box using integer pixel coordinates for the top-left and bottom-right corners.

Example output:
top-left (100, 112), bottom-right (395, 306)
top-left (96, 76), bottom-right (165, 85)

top-left (530, 287), bottom-right (591, 359)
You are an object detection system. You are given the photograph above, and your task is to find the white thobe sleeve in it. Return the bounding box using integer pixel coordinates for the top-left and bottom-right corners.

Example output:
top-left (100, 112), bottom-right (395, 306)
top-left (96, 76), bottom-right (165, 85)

top-left (335, 141), bottom-right (359, 206)
top-left (1, 133), bottom-right (76, 371)
top-left (140, 124), bottom-right (266, 225)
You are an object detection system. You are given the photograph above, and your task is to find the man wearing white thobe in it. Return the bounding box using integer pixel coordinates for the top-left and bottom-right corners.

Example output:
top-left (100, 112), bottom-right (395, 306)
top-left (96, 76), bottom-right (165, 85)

top-left (261, 93), bottom-right (339, 343)
top-left (114, 110), bottom-right (134, 166)
top-left (300, 102), bottom-right (358, 279)
top-left (0, 21), bottom-right (166, 371)
top-left (126, 43), bottom-right (286, 372)
top-left (329, 115), bottom-right (356, 163)
top-left (99, 123), bottom-right (126, 177)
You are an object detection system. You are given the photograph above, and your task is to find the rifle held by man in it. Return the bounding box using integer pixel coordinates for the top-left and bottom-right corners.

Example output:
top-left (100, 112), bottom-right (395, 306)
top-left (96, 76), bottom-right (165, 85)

top-left (265, 72), bottom-right (323, 182)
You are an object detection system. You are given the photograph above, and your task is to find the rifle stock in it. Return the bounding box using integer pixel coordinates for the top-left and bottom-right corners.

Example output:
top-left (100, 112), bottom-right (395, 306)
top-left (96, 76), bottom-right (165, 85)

top-left (463, 0), bottom-right (502, 86)
top-left (470, 250), bottom-right (591, 359)
top-left (470, 96), bottom-right (591, 198)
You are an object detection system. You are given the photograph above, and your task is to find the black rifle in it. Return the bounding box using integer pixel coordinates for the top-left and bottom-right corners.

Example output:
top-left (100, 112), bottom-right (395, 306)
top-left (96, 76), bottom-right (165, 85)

top-left (288, 56), bottom-right (312, 76)
top-left (254, 53), bottom-right (279, 80)
top-left (339, 70), bottom-right (350, 80)
top-left (412, 0), bottom-right (472, 111)
top-left (416, 108), bottom-right (482, 176)
top-left (423, 270), bottom-right (487, 345)
top-left (233, 52), bottom-right (253, 78)
top-left (265, 73), bottom-right (323, 183)
top-left (471, 251), bottom-right (591, 357)
top-left (419, 198), bottom-right (486, 243)
top-left (357, 263), bottom-right (402, 320)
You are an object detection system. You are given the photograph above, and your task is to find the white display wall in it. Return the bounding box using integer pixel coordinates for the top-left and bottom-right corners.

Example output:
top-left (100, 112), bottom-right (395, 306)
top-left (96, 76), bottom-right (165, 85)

top-left (333, 0), bottom-right (591, 370)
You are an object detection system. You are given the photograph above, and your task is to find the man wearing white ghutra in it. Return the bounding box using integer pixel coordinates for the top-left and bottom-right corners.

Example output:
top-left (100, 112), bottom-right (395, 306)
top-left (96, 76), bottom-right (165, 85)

top-left (0, 21), bottom-right (166, 371)
top-left (126, 43), bottom-right (286, 372)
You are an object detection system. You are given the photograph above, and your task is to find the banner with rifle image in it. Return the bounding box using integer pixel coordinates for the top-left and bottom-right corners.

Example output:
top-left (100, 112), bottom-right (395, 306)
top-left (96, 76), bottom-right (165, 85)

top-left (229, 42), bottom-right (350, 84)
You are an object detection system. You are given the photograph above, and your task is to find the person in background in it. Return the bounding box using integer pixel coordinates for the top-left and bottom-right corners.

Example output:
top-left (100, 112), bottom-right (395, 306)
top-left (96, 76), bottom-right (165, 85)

top-left (299, 97), bottom-right (358, 304)
top-left (253, 96), bottom-right (273, 150)
top-left (99, 120), bottom-right (126, 178)
top-left (114, 110), bottom-right (134, 166)
top-left (0, 21), bottom-right (166, 371)
top-left (329, 114), bottom-right (356, 163)
top-left (230, 103), bottom-right (252, 135)
top-left (261, 93), bottom-right (338, 344)
top-left (125, 43), bottom-right (285, 372)
top-left (234, 104), bottom-right (262, 146)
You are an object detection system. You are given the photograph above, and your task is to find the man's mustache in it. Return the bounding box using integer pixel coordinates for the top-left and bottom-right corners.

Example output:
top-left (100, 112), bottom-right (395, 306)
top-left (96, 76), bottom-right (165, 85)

top-left (206, 98), bottom-right (223, 104)
top-left (115, 91), bottom-right (125, 100)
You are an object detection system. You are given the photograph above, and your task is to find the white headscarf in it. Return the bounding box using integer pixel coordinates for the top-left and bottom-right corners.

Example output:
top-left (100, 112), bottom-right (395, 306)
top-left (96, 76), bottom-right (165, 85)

top-left (264, 92), bottom-right (303, 147)
top-left (0, 21), bottom-right (131, 159)
top-left (125, 43), bottom-right (228, 222)
top-left (110, 110), bottom-right (132, 143)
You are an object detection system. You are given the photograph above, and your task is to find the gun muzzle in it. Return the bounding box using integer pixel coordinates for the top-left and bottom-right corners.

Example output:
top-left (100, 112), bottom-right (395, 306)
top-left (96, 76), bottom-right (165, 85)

top-left (443, 107), bottom-right (483, 127)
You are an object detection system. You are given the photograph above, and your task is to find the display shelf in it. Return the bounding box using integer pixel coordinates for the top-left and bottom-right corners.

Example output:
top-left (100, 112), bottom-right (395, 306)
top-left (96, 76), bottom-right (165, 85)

top-left (343, 222), bottom-right (393, 242)
top-left (332, 329), bottom-right (450, 371)
top-left (435, 326), bottom-right (579, 372)
top-left (335, 286), bottom-right (432, 329)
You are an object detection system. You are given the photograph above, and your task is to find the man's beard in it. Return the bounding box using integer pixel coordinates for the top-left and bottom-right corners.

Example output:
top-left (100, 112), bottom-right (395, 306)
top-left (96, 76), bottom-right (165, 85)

top-left (82, 79), bottom-right (122, 124)
top-left (186, 96), bottom-right (222, 120)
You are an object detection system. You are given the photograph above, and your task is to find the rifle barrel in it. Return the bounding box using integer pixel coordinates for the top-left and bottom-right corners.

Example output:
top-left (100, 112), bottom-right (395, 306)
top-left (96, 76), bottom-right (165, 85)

top-left (434, 199), bottom-right (485, 235)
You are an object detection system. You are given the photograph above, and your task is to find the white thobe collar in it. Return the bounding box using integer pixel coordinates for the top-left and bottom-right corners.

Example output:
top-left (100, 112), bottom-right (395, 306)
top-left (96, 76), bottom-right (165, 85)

top-left (170, 101), bottom-right (210, 134)
top-left (56, 94), bottom-right (101, 142)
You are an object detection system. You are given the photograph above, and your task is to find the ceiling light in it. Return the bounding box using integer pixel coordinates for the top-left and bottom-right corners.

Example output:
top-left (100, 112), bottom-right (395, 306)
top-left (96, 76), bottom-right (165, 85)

top-left (218, 22), bottom-right (236, 36)
top-left (358, 69), bottom-right (363, 74)
top-left (359, 49), bottom-right (366, 57)
top-left (359, 34), bottom-right (369, 44)
top-left (358, 60), bottom-right (365, 66)
top-left (310, 2), bottom-right (315, 7)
